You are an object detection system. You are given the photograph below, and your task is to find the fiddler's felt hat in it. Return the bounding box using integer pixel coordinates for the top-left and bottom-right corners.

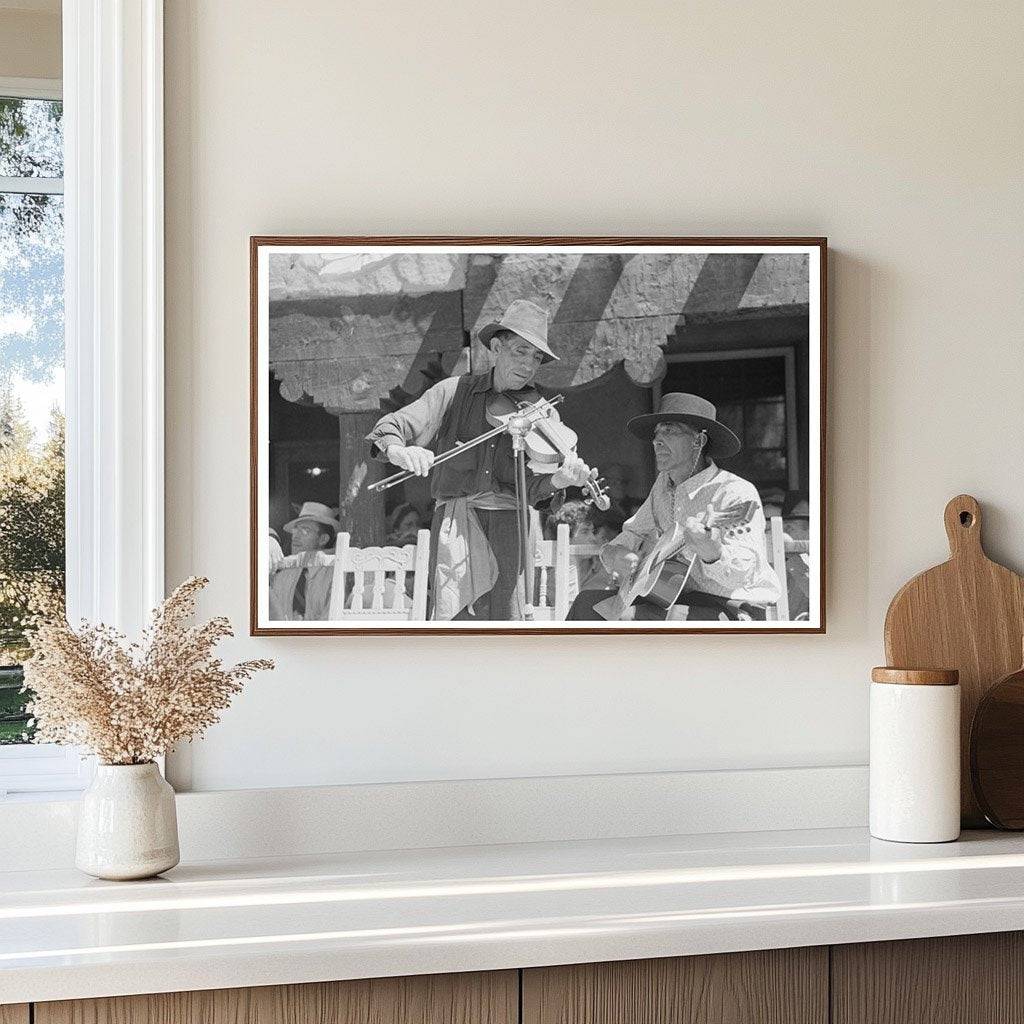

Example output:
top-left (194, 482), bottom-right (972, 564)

top-left (284, 501), bottom-right (341, 535)
top-left (627, 393), bottom-right (741, 459)
top-left (478, 299), bottom-right (559, 364)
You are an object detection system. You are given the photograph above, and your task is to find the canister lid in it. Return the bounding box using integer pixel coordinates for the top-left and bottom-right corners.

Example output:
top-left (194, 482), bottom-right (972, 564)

top-left (871, 667), bottom-right (959, 686)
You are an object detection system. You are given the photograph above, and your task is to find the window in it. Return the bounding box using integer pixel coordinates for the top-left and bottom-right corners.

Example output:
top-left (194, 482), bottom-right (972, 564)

top-left (0, 7), bottom-right (166, 797)
top-left (0, 89), bottom-right (65, 740)
top-left (0, 82), bottom-right (83, 796)
top-left (661, 348), bottom-right (801, 496)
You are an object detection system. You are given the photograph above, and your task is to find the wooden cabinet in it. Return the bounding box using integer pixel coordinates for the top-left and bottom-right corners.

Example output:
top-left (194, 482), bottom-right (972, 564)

top-left (34, 971), bottom-right (517, 1024)
top-left (22, 932), bottom-right (1024, 1024)
top-left (832, 932), bottom-right (1024, 1024)
top-left (522, 947), bottom-right (828, 1024)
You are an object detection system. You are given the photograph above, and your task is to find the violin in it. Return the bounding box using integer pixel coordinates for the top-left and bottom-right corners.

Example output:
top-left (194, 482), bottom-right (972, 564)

top-left (486, 390), bottom-right (611, 511)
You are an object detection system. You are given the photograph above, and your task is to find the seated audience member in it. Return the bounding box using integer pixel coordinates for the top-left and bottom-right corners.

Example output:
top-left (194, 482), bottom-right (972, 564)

top-left (603, 462), bottom-right (642, 519)
top-left (269, 502), bottom-right (339, 621)
top-left (385, 502), bottom-right (423, 547)
top-left (551, 500), bottom-right (626, 592)
top-left (268, 528), bottom-right (284, 570)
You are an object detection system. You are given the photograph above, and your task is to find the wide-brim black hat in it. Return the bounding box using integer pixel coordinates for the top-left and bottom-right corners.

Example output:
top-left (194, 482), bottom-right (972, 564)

top-left (627, 393), bottom-right (741, 459)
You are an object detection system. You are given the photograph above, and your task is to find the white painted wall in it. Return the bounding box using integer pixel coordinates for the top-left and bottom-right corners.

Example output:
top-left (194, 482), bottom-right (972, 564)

top-left (0, 5), bottom-right (61, 80)
top-left (164, 1), bottom-right (1024, 792)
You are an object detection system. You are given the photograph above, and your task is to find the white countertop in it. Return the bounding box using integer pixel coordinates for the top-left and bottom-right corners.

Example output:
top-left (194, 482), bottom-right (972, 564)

top-left (4, 826), bottom-right (1024, 1004)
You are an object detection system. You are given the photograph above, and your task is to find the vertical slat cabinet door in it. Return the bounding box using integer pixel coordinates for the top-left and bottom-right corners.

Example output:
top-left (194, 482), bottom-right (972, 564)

top-left (832, 932), bottom-right (1024, 1024)
top-left (0, 1006), bottom-right (29, 1024)
top-left (522, 949), bottom-right (828, 1024)
top-left (35, 971), bottom-right (519, 1024)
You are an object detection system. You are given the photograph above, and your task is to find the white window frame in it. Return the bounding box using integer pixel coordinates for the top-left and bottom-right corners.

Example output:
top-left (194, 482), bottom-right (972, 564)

top-left (0, 1), bottom-right (165, 799)
top-left (0, 77), bottom-right (61, 101)
top-left (0, 77), bottom-right (64, 192)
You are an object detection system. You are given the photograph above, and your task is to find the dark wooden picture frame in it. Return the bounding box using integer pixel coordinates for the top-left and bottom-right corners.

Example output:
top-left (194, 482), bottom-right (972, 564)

top-left (251, 236), bottom-right (827, 635)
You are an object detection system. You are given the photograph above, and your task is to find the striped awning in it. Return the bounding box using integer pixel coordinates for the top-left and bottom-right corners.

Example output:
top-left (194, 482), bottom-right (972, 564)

top-left (269, 251), bottom-right (808, 413)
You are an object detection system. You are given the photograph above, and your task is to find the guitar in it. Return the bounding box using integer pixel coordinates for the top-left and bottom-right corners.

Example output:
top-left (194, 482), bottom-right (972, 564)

top-left (594, 500), bottom-right (757, 621)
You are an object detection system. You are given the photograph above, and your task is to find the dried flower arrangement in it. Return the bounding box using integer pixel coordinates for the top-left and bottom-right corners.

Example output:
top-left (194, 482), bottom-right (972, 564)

top-left (22, 576), bottom-right (273, 765)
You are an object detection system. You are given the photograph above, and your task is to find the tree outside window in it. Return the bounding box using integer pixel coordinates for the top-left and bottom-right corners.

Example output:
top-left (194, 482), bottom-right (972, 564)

top-left (0, 95), bottom-right (65, 744)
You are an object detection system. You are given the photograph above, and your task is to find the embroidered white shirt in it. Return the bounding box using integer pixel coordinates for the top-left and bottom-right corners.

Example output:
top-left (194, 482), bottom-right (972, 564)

top-left (612, 462), bottom-right (781, 604)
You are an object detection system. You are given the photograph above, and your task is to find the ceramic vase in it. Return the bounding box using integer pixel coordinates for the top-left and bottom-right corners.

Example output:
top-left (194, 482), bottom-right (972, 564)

top-left (76, 762), bottom-right (180, 880)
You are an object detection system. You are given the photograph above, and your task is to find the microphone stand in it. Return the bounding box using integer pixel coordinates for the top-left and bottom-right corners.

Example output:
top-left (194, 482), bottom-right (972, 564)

top-left (509, 413), bottom-right (535, 622)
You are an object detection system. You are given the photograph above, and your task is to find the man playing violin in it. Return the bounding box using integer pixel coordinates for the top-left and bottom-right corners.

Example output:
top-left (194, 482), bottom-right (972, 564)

top-left (566, 393), bottom-right (781, 621)
top-left (365, 299), bottom-right (592, 620)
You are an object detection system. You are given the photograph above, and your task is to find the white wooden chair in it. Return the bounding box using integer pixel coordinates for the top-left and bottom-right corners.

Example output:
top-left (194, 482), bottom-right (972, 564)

top-left (567, 540), bottom-right (603, 604)
top-left (530, 521), bottom-right (572, 620)
top-left (328, 529), bottom-right (430, 621)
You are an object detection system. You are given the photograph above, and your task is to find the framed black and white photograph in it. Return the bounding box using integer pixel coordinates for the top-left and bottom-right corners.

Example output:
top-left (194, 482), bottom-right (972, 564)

top-left (251, 237), bottom-right (826, 634)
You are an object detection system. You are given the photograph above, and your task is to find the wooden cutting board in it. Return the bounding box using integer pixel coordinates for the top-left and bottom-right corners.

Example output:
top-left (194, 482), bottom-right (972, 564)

top-left (969, 647), bottom-right (1024, 828)
top-left (884, 494), bottom-right (1024, 826)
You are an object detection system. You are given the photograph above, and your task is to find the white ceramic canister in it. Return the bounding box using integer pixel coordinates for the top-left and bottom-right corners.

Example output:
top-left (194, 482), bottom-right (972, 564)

top-left (870, 667), bottom-right (961, 843)
top-left (76, 762), bottom-right (180, 880)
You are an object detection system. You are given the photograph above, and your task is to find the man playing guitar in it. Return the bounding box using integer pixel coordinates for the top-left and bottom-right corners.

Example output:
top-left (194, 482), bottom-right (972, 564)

top-left (567, 393), bottom-right (781, 622)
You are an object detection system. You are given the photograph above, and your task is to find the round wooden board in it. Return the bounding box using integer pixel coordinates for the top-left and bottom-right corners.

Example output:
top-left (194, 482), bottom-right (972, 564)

top-left (970, 664), bottom-right (1024, 829)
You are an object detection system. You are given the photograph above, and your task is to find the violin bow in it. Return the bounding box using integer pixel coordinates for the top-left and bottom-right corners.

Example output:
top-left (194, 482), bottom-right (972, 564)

top-left (367, 394), bottom-right (564, 494)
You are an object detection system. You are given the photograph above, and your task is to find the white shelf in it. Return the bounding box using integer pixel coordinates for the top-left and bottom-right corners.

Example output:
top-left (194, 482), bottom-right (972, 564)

top-left (4, 827), bottom-right (1024, 1004)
